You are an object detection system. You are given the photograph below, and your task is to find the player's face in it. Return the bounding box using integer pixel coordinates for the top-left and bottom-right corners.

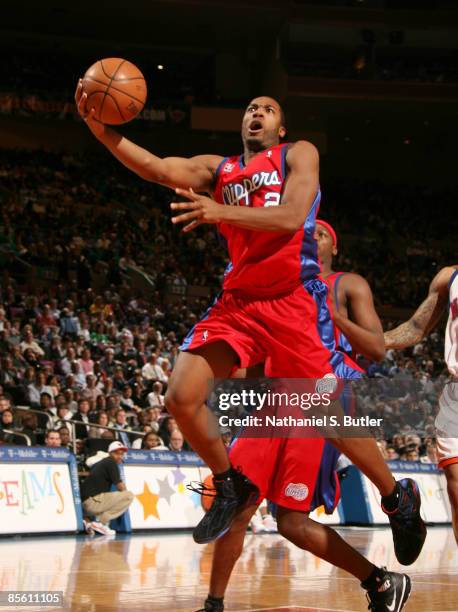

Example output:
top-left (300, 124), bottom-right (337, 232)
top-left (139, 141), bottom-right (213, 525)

top-left (314, 224), bottom-right (337, 260)
top-left (241, 97), bottom-right (286, 150)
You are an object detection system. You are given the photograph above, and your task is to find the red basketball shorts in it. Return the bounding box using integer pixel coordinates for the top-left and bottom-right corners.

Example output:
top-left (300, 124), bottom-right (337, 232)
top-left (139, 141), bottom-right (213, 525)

top-left (180, 278), bottom-right (362, 379)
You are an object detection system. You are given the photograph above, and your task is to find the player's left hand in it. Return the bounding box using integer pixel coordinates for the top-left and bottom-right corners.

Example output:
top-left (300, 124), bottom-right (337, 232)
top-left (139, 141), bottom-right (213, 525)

top-left (171, 188), bottom-right (222, 232)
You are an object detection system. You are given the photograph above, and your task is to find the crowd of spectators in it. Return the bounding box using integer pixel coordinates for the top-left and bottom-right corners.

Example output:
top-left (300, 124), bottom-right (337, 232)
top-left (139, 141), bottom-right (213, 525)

top-left (0, 149), bottom-right (454, 467)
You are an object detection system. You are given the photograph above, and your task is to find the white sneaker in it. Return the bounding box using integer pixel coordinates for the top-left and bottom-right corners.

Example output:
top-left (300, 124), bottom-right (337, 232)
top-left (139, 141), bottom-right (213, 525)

top-left (262, 514), bottom-right (278, 532)
top-left (250, 515), bottom-right (267, 534)
top-left (91, 521), bottom-right (116, 536)
top-left (83, 519), bottom-right (95, 536)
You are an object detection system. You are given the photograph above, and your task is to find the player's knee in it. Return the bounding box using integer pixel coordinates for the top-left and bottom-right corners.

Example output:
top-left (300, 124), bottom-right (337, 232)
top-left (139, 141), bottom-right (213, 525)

top-left (276, 510), bottom-right (313, 541)
top-left (165, 383), bottom-right (194, 416)
top-left (276, 513), bottom-right (296, 539)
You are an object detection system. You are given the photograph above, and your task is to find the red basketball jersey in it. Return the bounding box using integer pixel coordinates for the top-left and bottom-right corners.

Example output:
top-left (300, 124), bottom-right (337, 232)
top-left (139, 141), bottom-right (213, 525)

top-left (213, 143), bottom-right (321, 297)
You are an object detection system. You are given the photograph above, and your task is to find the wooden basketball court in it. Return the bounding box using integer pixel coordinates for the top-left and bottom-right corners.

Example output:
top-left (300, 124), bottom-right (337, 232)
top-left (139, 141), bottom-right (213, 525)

top-left (0, 527), bottom-right (456, 611)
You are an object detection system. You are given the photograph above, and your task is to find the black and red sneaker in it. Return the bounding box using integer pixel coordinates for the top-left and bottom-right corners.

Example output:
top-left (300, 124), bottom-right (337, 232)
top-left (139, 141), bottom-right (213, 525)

top-left (195, 595), bottom-right (224, 611)
top-left (189, 466), bottom-right (259, 544)
top-left (364, 568), bottom-right (411, 612)
top-left (382, 478), bottom-right (427, 566)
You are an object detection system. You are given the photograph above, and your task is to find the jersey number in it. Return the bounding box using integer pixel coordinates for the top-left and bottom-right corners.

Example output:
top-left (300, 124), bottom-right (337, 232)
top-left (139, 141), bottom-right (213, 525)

top-left (264, 192), bottom-right (281, 207)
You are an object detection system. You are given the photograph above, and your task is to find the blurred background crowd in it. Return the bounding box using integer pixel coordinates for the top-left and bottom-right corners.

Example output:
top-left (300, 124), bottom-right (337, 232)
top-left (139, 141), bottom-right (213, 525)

top-left (0, 150), bottom-right (451, 469)
top-left (1, 0), bottom-right (457, 473)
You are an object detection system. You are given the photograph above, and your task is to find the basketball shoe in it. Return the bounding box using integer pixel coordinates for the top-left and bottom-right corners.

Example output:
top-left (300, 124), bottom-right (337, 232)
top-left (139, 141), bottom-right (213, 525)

top-left (190, 466), bottom-right (259, 544)
top-left (195, 595), bottom-right (224, 611)
top-left (382, 478), bottom-right (427, 565)
top-left (363, 568), bottom-right (411, 612)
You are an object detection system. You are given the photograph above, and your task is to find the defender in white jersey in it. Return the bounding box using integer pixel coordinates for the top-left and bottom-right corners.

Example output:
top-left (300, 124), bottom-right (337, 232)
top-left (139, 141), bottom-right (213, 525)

top-left (385, 265), bottom-right (458, 544)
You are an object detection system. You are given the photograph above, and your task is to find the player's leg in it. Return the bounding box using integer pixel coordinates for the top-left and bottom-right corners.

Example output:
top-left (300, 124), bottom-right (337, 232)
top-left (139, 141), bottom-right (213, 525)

top-left (166, 341), bottom-right (237, 474)
top-left (444, 462), bottom-right (458, 544)
top-left (331, 437), bottom-right (395, 496)
top-left (262, 282), bottom-right (426, 565)
top-left (276, 507), bottom-right (411, 610)
top-left (195, 504), bottom-right (258, 612)
top-left (195, 434), bottom-right (279, 611)
top-left (166, 341), bottom-right (260, 544)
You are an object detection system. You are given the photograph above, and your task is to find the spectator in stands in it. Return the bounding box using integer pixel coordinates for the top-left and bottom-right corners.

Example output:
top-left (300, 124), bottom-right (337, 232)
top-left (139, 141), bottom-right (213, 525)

top-left (52, 400), bottom-right (73, 431)
top-left (147, 381), bottom-right (165, 408)
top-left (0, 355), bottom-right (20, 392)
top-left (60, 347), bottom-right (77, 376)
top-left (19, 413), bottom-right (38, 445)
top-left (59, 307), bottom-right (80, 338)
top-left (1, 409), bottom-right (14, 429)
top-left (73, 399), bottom-right (91, 439)
top-left (36, 304), bottom-right (57, 331)
top-left (79, 348), bottom-right (94, 375)
top-left (112, 409), bottom-right (132, 447)
top-left (141, 353), bottom-right (165, 382)
top-left (112, 366), bottom-right (127, 391)
top-left (168, 428), bottom-right (185, 452)
top-left (80, 440), bottom-right (134, 536)
top-left (159, 416), bottom-right (178, 446)
top-left (99, 347), bottom-right (116, 377)
top-left (119, 385), bottom-right (140, 413)
top-left (58, 425), bottom-right (72, 450)
top-left (27, 371), bottom-right (53, 407)
top-left (421, 443), bottom-right (438, 464)
top-left (83, 374), bottom-right (102, 403)
top-left (386, 446), bottom-right (399, 460)
top-left (45, 429), bottom-right (62, 447)
top-left (89, 411), bottom-right (109, 438)
top-left (0, 397), bottom-right (11, 413)
top-left (141, 431), bottom-right (168, 451)
top-left (71, 360), bottom-right (87, 389)
top-left (19, 326), bottom-right (44, 358)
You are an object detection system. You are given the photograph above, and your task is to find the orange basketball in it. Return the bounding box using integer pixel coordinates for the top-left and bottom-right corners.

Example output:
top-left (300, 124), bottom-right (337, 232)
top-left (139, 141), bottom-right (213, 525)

top-left (201, 474), bottom-right (216, 512)
top-left (82, 58), bottom-right (147, 125)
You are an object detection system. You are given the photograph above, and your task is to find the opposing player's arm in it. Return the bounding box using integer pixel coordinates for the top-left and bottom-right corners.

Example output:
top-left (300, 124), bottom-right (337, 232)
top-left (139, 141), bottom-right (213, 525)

top-left (75, 80), bottom-right (221, 192)
top-left (384, 266), bottom-right (454, 349)
top-left (171, 140), bottom-right (319, 233)
top-left (333, 274), bottom-right (385, 362)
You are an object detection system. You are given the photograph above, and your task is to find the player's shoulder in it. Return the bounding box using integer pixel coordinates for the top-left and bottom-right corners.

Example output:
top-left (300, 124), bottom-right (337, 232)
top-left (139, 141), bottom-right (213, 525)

top-left (339, 272), bottom-right (373, 295)
top-left (286, 140), bottom-right (320, 167)
top-left (432, 265), bottom-right (458, 293)
top-left (286, 140), bottom-right (319, 160)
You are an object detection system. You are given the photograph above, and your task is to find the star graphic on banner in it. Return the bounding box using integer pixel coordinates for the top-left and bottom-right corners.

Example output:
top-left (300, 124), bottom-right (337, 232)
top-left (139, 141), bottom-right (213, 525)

top-left (136, 482), bottom-right (160, 520)
top-left (171, 467), bottom-right (186, 485)
top-left (177, 482), bottom-right (185, 494)
top-left (157, 475), bottom-right (175, 504)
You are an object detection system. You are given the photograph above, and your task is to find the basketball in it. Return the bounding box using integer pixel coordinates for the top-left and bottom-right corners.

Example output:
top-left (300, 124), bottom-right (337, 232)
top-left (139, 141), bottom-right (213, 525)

top-left (82, 58), bottom-right (147, 125)
top-left (201, 474), bottom-right (216, 512)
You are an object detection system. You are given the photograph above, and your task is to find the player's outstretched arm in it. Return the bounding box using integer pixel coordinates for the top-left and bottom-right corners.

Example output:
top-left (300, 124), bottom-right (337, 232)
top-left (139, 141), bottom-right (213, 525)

top-left (332, 274), bottom-right (385, 362)
top-left (384, 266), bottom-right (455, 349)
top-left (171, 141), bottom-right (319, 233)
top-left (75, 80), bottom-right (221, 192)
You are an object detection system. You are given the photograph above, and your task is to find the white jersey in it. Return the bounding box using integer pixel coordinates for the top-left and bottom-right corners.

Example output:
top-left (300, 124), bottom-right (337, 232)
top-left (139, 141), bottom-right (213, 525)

top-left (445, 269), bottom-right (458, 377)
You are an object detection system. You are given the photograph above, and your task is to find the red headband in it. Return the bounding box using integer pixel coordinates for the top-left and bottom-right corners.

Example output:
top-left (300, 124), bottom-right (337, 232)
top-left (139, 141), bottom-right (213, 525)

top-left (316, 219), bottom-right (337, 247)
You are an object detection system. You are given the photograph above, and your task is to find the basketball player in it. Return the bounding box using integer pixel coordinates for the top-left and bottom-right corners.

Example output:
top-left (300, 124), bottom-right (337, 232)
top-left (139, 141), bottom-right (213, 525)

top-left (231, 220), bottom-right (426, 554)
top-left (193, 223), bottom-right (415, 612)
top-left (385, 265), bottom-right (458, 544)
top-left (75, 85), bottom-right (423, 563)
top-left (312, 220), bottom-right (425, 540)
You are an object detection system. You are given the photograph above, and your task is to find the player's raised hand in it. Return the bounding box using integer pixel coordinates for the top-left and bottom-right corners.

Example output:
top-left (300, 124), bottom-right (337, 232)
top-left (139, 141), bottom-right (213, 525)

top-left (74, 79), bottom-right (105, 138)
top-left (171, 188), bottom-right (222, 232)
